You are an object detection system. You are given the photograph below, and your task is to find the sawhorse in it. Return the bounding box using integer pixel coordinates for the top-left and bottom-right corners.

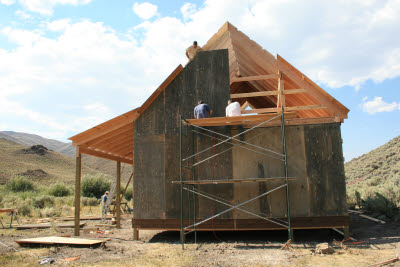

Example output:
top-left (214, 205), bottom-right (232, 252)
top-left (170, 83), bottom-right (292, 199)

top-left (0, 209), bottom-right (18, 228)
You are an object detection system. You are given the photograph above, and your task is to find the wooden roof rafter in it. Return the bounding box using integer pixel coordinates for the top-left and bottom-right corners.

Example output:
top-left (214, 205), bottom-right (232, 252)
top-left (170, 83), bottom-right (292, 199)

top-left (68, 64), bottom-right (184, 164)
top-left (203, 21), bottom-right (349, 120)
top-left (69, 21), bottom-right (349, 165)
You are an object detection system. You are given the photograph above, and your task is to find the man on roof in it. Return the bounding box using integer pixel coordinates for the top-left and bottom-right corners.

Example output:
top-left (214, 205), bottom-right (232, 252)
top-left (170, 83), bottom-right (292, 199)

top-left (226, 100), bottom-right (241, 117)
top-left (186, 41), bottom-right (202, 61)
top-left (194, 100), bottom-right (212, 119)
top-left (226, 100), bottom-right (244, 141)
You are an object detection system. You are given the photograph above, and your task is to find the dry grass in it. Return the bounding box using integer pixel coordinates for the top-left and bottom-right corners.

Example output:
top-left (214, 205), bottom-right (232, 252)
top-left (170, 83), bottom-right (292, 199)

top-left (345, 135), bottom-right (400, 220)
top-left (0, 138), bottom-right (105, 186)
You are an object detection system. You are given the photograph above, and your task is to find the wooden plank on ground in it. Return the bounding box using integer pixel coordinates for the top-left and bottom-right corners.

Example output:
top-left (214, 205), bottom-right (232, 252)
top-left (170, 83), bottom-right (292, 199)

top-left (16, 236), bottom-right (109, 246)
top-left (16, 222), bottom-right (85, 230)
top-left (58, 215), bottom-right (112, 221)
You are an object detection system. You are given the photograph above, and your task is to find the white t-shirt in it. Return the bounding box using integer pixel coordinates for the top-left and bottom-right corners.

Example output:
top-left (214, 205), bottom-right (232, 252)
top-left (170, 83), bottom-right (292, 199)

top-left (226, 102), bottom-right (242, 117)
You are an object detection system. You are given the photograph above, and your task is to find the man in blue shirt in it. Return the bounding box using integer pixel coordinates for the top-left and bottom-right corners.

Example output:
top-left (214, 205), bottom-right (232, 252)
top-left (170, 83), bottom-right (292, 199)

top-left (194, 100), bottom-right (213, 119)
top-left (100, 191), bottom-right (109, 216)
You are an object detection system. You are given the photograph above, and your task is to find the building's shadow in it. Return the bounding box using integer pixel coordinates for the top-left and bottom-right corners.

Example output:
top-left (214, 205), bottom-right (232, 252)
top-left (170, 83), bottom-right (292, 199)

top-left (148, 214), bottom-right (400, 248)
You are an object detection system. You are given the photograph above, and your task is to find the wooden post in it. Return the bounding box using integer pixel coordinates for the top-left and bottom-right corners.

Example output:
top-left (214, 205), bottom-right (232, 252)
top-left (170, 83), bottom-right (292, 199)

top-left (277, 71), bottom-right (285, 110)
top-left (133, 228), bottom-right (139, 240)
top-left (343, 227), bottom-right (350, 239)
top-left (116, 161), bottom-right (121, 228)
top-left (74, 146), bottom-right (82, 236)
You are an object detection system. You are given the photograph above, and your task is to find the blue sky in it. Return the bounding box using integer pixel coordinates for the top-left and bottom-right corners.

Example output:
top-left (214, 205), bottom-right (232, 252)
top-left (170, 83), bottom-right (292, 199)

top-left (0, 0), bottom-right (399, 161)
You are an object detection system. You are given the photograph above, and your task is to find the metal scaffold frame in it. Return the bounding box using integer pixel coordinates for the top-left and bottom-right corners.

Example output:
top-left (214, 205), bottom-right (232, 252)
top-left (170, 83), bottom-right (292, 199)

top-left (175, 99), bottom-right (293, 249)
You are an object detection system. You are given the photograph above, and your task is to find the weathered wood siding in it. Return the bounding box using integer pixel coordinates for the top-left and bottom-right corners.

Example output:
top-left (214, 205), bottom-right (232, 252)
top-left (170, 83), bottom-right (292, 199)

top-left (134, 50), bottom-right (231, 219)
top-left (133, 49), bottom-right (347, 222)
top-left (231, 123), bottom-right (347, 219)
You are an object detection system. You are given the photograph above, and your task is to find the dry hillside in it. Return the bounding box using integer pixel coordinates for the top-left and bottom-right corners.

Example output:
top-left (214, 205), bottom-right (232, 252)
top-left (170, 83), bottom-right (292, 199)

top-left (0, 131), bottom-right (133, 181)
top-left (345, 135), bottom-right (400, 219)
top-left (0, 138), bottom-right (109, 185)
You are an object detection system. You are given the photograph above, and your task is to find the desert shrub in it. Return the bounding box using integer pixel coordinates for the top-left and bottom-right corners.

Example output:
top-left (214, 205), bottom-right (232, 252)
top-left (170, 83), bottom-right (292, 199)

top-left (124, 187), bottom-right (133, 201)
top-left (33, 195), bottom-right (55, 209)
top-left (62, 205), bottom-right (73, 216)
top-left (18, 205), bottom-right (32, 216)
top-left (41, 207), bottom-right (61, 218)
top-left (33, 207), bottom-right (41, 218)
top-left (81, 175), bottom-right (111, 199)
top-left (49, 183), bottom-right (70, 197)
top-left (355, 191), bottom-right (362, 208)
top-left (364, 193), bottom-right (397, 219)
top-left (16, 191), bottom-right (37, 200)
top-left (82, 197), bottom-right (99, 206)
top-left (6, 176), bottom-right (36, 192)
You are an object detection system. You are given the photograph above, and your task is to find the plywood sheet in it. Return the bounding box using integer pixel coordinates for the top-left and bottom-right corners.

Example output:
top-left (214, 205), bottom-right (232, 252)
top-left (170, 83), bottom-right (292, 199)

top-left (16, 223), bottom-right (85, 230)
top-left (16, 236), bottom-right (109, 246)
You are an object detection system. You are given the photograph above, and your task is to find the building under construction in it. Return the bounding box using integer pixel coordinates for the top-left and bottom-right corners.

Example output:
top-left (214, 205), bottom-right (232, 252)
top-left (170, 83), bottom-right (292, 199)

top-left (69, 22), bottom-right (350, 243)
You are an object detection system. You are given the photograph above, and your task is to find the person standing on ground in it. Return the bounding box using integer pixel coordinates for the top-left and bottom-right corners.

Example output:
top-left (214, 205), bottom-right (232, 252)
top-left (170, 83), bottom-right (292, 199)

top-left (194, 100), bottom-right (212, 119)
top-left (186, 41), bottom-right (202, 61)
top-left (100, 191), bottom-right (109, 216)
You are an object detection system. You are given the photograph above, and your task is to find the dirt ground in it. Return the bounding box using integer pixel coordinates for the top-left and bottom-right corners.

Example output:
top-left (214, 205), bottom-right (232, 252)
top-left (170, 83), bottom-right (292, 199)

top-left (0, 214), bottom-right (399, 266)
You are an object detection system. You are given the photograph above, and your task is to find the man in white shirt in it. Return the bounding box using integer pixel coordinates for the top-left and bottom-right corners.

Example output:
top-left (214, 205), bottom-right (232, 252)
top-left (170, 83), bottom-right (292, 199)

top-left (226, 100), bottom-right (242, 117)
top-left (225, 100), bottom-right (244, 141)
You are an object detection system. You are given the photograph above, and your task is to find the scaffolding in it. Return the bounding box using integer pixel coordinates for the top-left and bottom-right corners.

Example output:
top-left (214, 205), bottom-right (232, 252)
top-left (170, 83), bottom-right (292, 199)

top-left (174, 102), bottom-right (293, 249)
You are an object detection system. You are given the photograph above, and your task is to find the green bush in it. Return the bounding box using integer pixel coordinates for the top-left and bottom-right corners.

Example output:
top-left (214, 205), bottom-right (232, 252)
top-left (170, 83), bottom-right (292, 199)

top-left (81, 175), bottom-right (111, 199)
top-left (6, 176), bottom-right (36, 192)
top-left (33, 195), bottom-right (55, 209)
top-left (124, 187), bottom-right (133, 201)
top-left (41, 207), bottom-right (61, 218)
top-left (49, 183), bottom-right (70, 197)
top-left (18, 205), bottom-right (32, 217)
top-left (82, 197), bottom-right (99, 206)
top-left (364, 193), bottom-right (397, 219)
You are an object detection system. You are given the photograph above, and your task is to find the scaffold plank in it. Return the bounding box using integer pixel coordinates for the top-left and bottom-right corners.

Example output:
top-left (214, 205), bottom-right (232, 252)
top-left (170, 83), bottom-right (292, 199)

top-left (172, 177), bottom-right (296, 184)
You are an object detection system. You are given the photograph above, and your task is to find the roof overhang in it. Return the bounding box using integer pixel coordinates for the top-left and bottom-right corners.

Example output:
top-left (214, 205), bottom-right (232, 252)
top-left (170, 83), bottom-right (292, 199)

top-left (68, 65), bottom-right (184, 164)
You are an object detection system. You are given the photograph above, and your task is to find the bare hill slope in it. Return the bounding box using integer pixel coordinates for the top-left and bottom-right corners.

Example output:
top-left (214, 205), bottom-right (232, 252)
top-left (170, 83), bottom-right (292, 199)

top-left (0, 138), bottom-right (109, 185)
top-left (0, 131), bottom-right (133, 180)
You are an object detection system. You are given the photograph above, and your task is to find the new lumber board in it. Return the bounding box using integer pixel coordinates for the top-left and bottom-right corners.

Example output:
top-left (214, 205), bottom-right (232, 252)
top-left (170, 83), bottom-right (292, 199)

top-left (58, 216), bottom-right (112, 221)
top-left (184, 113), bottom-right (294, 127)
top-left (277, 54), bottom-right (349, 118)
top-left (172, 177), bottom-right (296, 184)
top-left (231, 89), bottom-right (307, 98)
top-left (70, 109), bottom-right (137, 145)
top-left (16, 236), bottom-right (109, 246)
top-left (231, 74), bottom-right (280, 83)
top-left (79, 146), bottom-right (132, 165)
top-left (241, 105), bottom-right (327, 114)
top-left (16, 222), bottom-right (85, 230)
top-left (0, 209), bottom-right (17, 213)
